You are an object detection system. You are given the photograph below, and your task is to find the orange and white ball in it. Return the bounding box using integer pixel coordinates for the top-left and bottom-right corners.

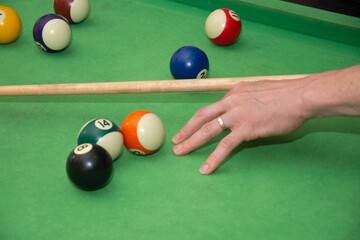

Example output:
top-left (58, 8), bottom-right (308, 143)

top-left (121, 110), bottom-right (165, 156)
top-left (205, 8), bottom-right (242, 45)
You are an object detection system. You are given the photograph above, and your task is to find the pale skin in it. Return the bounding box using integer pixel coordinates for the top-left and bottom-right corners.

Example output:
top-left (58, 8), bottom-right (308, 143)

top-left (172, 65), bottom-right (360, 174)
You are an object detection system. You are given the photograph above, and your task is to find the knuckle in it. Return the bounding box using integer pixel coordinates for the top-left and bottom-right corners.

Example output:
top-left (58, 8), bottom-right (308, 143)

top-left (223, 94), bottom-right (238, 108)
top-left (201, 121), bottom-right (213, 133)
top-left (181, 139), bottom-right (192, 150)
top-left (207, 152), bottom-right (224, 168)
top-left (232, 83), bottom-right (243, 92)
top-left (208, 153), bottom-right (221, 163)
top-left (195, 107), bottom-right (207, 119)
top-left (230, 91), bottom-right (244, 102)
top-left (233, 81), bottom-right (248, 91)
top-left (178, 128), bottom-right (188, 139)
top-left (219, 136), bottom-right (234, 150)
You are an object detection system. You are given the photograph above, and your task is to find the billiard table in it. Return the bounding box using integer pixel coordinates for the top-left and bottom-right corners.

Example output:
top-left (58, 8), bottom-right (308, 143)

top-left (1, 0), bottom-right (360, 239)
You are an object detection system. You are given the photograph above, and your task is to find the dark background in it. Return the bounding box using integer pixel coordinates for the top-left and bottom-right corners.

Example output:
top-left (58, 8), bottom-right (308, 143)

top-left (283, 0), bottom-right (360, 17)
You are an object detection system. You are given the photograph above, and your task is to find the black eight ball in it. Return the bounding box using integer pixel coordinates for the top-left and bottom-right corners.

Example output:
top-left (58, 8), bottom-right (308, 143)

top-left (66, 143), bottom-right (113, 191)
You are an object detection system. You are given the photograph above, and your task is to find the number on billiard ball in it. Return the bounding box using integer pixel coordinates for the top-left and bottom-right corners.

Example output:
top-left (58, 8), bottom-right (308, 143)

top-left (0, 5), bottom-right (22, 44)
top-left (205, 8), bottom-right (242, 45)
top-left (66, 143), bottom-right (113, 191)
top-left (54, 0), bottom-right (90, 24)
top-left (33, 14), bottom-right (71, 52)
top-left (121, 110), bottom-right (165, 155)
top-left (77, 118), bottom-right (124, 161)
top-left (170, 46), bottom-right (209, 79)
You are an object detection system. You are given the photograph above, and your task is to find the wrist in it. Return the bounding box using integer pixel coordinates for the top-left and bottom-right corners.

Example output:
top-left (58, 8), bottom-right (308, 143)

top-left (301, 65), bottom-right (360, 119)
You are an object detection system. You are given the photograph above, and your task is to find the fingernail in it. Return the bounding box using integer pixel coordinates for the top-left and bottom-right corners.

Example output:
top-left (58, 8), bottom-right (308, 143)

top-left (173, 143), bottom-right (182, 154)
top-left (199, 164), bottom-right (209, 175)
top-left (172, 133), bottom-right (180, 144)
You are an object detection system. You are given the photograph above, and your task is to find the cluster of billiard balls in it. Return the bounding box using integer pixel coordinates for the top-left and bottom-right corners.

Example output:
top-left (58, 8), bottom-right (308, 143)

top-left (170, 8), bottom-right (242, 80)
top-left (66, 110), bottom-right (165, 191)
top-left (1, 4), bottom-right (242, 78)
top-left (0, 0), bottom-right (90, 51)
top-left (34, 0), bottom-right (90, 52)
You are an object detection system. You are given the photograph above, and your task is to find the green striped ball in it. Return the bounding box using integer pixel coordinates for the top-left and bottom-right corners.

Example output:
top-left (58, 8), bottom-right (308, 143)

top-left (77, 119), bottom-right (124, 161)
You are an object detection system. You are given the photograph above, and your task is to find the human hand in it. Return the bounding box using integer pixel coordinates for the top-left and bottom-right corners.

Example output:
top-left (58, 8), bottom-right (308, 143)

top-left (172, 77), bottom-right (311, 174)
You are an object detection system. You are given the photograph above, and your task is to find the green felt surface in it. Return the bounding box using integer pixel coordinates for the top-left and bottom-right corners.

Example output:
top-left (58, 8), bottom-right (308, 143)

top-left (1, 0), bottom-right (360, 239)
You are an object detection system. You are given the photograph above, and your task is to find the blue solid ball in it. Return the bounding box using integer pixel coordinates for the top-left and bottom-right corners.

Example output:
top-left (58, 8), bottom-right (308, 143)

top-left (33, 14), bottom-right (71, 53)
top-left (170, 46), bottom-right (209, 79)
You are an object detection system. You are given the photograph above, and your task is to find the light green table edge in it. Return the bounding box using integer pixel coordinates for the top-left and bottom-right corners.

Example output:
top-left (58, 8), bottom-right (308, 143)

top-left (172, 0), bottom-right (360, 47)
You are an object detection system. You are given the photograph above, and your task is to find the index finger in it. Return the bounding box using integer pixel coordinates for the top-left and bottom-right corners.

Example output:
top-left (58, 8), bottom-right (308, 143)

top-left (172, 100), bottom-right (227, 144)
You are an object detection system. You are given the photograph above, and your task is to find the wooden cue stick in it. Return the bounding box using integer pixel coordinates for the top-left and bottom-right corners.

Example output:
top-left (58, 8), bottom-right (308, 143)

top-left (0, 74), bottom-right (309, 96)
